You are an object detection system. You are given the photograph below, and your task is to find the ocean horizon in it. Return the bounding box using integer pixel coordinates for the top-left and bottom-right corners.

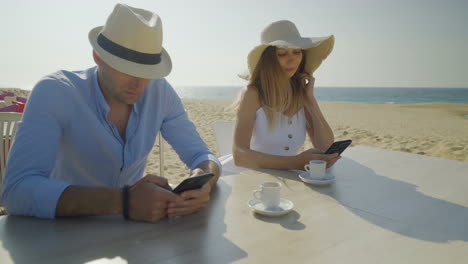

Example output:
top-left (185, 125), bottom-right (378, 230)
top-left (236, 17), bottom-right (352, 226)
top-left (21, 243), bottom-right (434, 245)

top-left (174, 86), bottom-right (468, 104)
top-left (2, 86), bottom-right (468, 105)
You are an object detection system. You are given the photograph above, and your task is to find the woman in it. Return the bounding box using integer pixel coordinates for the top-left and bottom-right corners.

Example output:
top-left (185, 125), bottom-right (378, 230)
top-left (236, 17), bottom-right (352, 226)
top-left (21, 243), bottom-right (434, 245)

top-left (220, 20), bottom-right (340, 175)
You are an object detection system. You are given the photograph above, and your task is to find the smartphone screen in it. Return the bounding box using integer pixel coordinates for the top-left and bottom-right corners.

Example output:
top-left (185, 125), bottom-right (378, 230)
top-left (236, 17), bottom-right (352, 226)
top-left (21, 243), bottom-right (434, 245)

top-left (324, 139), bottom-right (352, 155)
top-left (172, 173), bottom-right (215, 194)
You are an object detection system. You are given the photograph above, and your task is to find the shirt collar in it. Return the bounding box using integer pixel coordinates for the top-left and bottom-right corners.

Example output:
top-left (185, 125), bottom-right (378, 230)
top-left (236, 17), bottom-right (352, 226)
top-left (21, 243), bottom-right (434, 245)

top-left (92, 67), bottom-right (141, 119)
top-left (92, 67), bottom-right (111, 121)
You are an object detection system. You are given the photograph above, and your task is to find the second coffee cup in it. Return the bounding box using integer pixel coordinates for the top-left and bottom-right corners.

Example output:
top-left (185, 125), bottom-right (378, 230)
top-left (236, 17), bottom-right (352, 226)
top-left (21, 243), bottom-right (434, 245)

top-left (252, 182), bottom-right (281, 209)
top-left (304, 160), bottom-right (326, 178)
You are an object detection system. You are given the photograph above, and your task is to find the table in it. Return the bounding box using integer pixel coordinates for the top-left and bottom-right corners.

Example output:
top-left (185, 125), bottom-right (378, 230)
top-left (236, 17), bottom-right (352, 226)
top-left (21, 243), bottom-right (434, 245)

top-left (0, 146), bottom-right (467, 263)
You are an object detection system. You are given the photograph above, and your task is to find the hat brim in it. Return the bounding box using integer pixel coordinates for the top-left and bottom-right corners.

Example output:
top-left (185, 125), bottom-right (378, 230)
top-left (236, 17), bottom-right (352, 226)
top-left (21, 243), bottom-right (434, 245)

top-left (89, 26), bottom-right (172, 79)
top-left (240, 35), bottom-right (335, 80)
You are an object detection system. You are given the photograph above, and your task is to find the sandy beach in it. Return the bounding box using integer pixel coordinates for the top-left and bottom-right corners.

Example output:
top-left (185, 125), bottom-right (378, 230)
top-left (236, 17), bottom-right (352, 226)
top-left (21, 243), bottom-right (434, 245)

top-left (145, 99), bottom-right (468, 185)
top-left (2, 88), bottom-right (467, 185)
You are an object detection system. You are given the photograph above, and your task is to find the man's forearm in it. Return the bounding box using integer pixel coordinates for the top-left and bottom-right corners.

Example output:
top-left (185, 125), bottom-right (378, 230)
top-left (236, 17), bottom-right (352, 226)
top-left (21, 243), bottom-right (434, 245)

top-left (56, 186), bottom-right (123, 217)
top-left (194, 160), bottom-right (220, 188)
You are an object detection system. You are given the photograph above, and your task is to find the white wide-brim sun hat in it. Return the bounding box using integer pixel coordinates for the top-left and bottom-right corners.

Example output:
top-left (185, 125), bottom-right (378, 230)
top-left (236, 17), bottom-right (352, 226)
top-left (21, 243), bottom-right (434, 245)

top-left (89, 3), bottom-right (172, 79)
top-left (239, 20), bottom-right (334, 80)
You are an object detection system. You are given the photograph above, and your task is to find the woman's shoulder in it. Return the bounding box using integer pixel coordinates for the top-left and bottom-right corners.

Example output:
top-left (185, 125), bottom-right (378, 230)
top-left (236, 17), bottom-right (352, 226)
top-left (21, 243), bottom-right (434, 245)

top-left (239, 85), bottom-right (261, 109)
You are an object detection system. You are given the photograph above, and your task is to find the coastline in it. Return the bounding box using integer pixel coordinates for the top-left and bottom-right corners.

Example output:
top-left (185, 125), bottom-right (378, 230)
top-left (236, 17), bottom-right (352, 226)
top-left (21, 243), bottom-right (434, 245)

top-left (144, 99), bottom-right (468, 184)
top-left (1, 89), bottom-right (466, 184)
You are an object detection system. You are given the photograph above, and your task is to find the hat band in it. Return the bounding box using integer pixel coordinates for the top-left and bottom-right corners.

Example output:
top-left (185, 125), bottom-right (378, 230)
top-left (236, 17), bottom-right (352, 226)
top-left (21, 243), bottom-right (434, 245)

top-left (97, 34), bottom-right (162, 65)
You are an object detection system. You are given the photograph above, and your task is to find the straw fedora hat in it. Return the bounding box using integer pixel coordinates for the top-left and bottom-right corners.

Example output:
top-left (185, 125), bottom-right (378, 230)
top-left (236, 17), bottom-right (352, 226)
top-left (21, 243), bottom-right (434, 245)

top-left (240, 20), bottom-right (334, 80)
top-left (89, 3), bottom-right (172, 79)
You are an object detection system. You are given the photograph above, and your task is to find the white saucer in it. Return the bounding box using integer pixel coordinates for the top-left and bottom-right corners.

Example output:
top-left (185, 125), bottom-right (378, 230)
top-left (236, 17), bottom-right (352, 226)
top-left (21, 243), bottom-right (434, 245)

top-left (247, 198), bottom-right (294, 217)
top-left (297, 170), bottom-right (335, 185)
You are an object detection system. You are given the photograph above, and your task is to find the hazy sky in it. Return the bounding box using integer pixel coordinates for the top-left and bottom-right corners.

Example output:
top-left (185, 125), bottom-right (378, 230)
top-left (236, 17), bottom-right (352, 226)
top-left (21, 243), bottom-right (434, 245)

top-left (1, 0), bottom-right (467, 89)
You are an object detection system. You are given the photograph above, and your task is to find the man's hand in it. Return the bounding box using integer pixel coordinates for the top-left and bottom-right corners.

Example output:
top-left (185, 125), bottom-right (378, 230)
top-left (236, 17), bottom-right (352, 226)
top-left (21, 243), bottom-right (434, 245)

top-left (128, 174), bottom-right (181, 222)
top-left (167, 168), bottom-right (211, 217)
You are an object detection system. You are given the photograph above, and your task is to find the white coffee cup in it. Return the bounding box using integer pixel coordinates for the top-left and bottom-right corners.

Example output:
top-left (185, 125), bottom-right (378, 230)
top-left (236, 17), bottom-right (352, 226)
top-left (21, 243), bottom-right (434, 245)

top-left (304, 160), bottom-right (326, 178)
top-left (253, 182), bottom-right (281, 209)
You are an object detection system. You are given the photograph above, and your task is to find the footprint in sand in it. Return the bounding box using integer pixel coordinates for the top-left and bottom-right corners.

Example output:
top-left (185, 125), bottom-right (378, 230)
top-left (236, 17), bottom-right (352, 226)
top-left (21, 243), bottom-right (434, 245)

top-left (451, 146), bottom-right (464, 151)
top-left (399, 147), bottom-right (412, 153)
top-left (421, 141), bottom-right (432, 147)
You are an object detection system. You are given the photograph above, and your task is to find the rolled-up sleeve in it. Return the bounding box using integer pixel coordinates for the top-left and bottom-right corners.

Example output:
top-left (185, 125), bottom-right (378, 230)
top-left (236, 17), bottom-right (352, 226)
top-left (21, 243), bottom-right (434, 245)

top-left (2, 78), bottom-right (71, 218)
top-left (159, 82), bottom-right (221, 173)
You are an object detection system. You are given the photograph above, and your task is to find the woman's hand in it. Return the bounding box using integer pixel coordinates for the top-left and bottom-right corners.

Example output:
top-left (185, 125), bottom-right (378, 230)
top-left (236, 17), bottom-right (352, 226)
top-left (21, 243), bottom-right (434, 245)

top-left (296, 148), bottom-right (341, 169)
top-left (297, 72), bottom-right (315, 96)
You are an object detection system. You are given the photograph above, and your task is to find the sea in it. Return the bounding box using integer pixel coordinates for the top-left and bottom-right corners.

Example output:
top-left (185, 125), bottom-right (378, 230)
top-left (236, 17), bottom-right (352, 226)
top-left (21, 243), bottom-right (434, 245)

top-left (174, 86), bottom-right (468, 104)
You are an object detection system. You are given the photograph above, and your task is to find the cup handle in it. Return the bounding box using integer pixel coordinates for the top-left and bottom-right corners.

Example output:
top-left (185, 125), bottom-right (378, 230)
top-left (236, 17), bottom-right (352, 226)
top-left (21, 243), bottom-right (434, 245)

top-left (253, 190), bottom-right (262, 200)
top-left (304, 164), bottom-right (310, 171)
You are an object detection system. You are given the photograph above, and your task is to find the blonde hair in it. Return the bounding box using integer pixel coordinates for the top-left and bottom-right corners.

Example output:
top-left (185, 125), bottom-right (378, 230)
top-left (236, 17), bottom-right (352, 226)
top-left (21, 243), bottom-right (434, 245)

top-left (236, 46), bottom-right (311, 129)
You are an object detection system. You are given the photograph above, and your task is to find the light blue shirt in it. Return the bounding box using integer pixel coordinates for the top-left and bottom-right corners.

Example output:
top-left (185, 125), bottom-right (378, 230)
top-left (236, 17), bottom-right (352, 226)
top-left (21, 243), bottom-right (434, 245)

top-left (2, 67), bottom-right (221, 219)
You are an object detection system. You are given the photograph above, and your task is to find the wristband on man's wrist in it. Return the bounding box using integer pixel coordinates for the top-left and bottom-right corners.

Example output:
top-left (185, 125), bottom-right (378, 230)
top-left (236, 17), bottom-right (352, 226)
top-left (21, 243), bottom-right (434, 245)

top-left (123, 185), bottom-right (130, 220)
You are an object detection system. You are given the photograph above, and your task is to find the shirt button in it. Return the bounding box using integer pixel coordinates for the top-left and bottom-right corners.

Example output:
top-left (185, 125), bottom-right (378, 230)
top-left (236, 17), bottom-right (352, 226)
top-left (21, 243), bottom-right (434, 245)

top-left (288, 134), bottom-right (293, 139)
top-left (284, 146), bottom-right (290, 151)
top-left (288, 120), bottom-right (293, 125)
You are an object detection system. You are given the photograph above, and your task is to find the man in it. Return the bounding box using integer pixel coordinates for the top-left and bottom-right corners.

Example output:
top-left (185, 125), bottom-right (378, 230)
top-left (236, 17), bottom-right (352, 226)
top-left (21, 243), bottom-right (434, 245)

top-left (1, 3), bottom-right (221, 223)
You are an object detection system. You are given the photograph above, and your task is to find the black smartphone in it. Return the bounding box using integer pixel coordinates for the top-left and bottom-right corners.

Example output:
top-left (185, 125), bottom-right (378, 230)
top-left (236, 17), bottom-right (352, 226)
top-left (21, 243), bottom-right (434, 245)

top-left (324, 139), bottom-right (352, 155)
top-left (172, 173), bottom-right (215, 194)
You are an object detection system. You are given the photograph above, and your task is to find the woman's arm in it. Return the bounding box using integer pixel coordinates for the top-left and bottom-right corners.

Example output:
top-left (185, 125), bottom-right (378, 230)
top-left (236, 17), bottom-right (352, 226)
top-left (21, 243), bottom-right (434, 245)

top-left (302, 74), bottom-right (334, 151)
top-left (232, 86), bottom-right (335, 170)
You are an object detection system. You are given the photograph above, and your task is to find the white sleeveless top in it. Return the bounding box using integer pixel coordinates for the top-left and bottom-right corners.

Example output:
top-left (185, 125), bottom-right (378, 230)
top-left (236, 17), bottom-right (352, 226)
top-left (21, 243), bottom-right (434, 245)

top-left (220, 107), bottom-right (306, 176)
